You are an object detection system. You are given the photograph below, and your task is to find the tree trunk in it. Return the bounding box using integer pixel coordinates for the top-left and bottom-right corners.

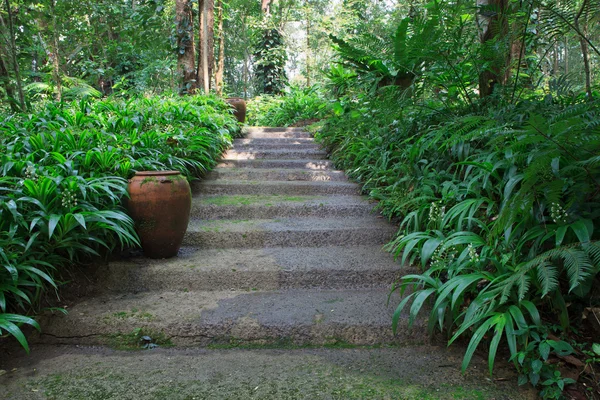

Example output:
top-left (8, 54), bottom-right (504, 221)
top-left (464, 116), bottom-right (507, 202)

top-left (476, 0), bottom-right (510, 98)
top-left (574, 0), bottom-right (592, 99)
top-left (176, 0), bottom-right (196, 94)
top-left (306, 9), bottom-right (311, 87)
top-left (262, 0), bottom-right (272, 16)
top-left (243, 48), bottom-right (249, 99)
top-left (214, 0), bottom-right (225, 95)
top-left (207, 0), bottom-right (214, 91)
top-left (0, 52), bottom-right (20, 111)
top-left (2, 0), bottom-right (25, 110)
top-left (564, 38), bottom-right (568, 74)
top-left (197, 0), bottom-right (213, 93)
top-left (49, 0), bottom-right (62, 102)
top-left (197, 0), bottom-right (205, 90)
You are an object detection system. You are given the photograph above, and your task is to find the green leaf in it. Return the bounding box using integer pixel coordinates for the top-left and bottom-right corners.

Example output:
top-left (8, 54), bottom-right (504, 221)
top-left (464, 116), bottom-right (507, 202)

top-left (421, 237), bottom-right (442, 267)
top-left (531, 359), bottom-right (542, 374)
top-left (392, 292), bottom-right (416, 334)
top-left (0, 320), bottom-right (30, 353)
top-left (461, 315), bottom-right (497, 372)
top-left (547, 340), bottom-right (573, 356)
top-left (555, 226), bottom-right (567, 246)
top-left (488, 314), bottom-right (506, 375)
top-left (570, 220), bottom-right (591, 244)
top-left (48, 214), bottom-right (61, 239)
top-left (408, 288), bottom-right (436, 327)
top-left (593, 343), bottom-right (600, 356)
top-left (73, 214), bottom-right (86, 229)
top-left (539, 341), bottom-right (551, 361)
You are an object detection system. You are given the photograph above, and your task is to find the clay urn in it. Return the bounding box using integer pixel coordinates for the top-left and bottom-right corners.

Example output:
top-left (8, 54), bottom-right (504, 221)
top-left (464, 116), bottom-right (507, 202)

top-left (127, 171), bottom-right (191, 259)
top-left (226, 97), bottom-right (247, 123)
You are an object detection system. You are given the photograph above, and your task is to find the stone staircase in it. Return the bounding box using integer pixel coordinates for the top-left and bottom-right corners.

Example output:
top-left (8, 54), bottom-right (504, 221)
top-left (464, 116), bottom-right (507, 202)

top-left (36, 127), bottom-right (424, 347)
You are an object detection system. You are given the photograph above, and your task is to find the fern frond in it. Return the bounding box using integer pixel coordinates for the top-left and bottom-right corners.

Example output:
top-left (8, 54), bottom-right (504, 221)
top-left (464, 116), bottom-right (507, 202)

top-left (535, 261), bottom-right (559, 296)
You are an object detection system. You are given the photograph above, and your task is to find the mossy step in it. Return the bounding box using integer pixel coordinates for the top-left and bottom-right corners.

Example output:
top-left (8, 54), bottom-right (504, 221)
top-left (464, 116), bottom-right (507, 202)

top-left (1, 345), bottom-right (533, 400)
top-left (232, 143), bottom-right (321, 151)
top-left (244, 127), bottom-right (312, 139)
top-left (183, 217), bottom-right (397, 249)
top-left (234, 137), bottom-right (315, 145)
top-left (216, 159), bottom-right (335, 170)
top-left (190, 195), bottom-right (374, 219)
top-left (205, 168), bottom-right (348, 182)
top-left (96, 245), bottom-right (410, 292)
top-left (35, 288), bottom-right (423, 347)
top-left (193, 180), bottom-right (359, 196)
top-left (222, 149), bottom-right (327, 160)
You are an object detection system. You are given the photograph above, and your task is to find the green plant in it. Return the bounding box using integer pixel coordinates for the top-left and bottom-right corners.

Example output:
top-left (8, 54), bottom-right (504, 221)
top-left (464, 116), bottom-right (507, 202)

top-left (317, 91), bottom-right (600, 398)
top-left (0, 94), bottom-right (239, 352)
top-left (247, 86), bottom-right (330, 126)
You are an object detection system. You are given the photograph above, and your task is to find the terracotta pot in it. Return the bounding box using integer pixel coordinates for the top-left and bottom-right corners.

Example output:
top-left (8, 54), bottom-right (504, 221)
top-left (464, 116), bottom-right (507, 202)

top-left (127, 171), bottom-right (191, 259)
top-left (226, 97), bottom-right (246, 123)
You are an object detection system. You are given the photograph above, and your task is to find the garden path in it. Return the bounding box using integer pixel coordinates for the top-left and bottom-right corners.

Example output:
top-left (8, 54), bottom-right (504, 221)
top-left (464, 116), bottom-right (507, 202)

top-left (0, 127), bottom-right (533, 399)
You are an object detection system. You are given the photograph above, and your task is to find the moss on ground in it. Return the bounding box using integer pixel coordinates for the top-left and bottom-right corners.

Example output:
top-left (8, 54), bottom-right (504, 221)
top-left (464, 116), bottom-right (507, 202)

top-left (201, 195), bottom-right (316, 206)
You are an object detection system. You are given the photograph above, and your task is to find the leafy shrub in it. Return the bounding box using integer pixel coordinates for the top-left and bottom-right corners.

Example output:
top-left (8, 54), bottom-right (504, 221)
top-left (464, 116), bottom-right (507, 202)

top-left (0, 94), bottom-right (239, 351)
top-left (316, 92), bottom-right (600, 396)
top-left (246, 86), bottom-right (330, 127)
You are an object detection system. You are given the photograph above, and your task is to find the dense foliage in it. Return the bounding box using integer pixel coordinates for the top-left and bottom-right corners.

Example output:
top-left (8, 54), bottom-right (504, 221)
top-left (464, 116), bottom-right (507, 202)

top-left (0, 94), bottom-right (239, 351)
top-left (246, 86), bottom-right (329, 126)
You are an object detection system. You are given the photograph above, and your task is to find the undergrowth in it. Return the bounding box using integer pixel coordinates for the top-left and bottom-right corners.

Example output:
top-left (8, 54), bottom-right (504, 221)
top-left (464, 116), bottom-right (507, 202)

top-left (246, 86), bottom-right (330, 127)
top-left (316, 90), bottom-right (600, 398)
top-left (0, 94), bottom-right (239, 351)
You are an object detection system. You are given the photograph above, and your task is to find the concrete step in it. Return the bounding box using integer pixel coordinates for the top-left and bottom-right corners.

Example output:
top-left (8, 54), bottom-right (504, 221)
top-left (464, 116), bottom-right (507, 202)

top-left (1, 345), bottom-right (532, 400)
top-left (205, 168), bottom-right (348, 182)
top-left (191, 195), bottom-right (375, 219)
top-left (96, 246), bottom-right (409, 292)
top-left (233, 142), bottom-right (321, 151)
top-left (235, 137), bottom-right (315, 146)
top-left (183, 217), bottom-right (397, 249)
top-left (193, 180), bottom-right (359, 196)
top-left (223, 149), bottom-right (327, 160)
top-left (244, 127), bottom-right (312, 139)
top-left (35, 288), bottom-right (424, 347)
top-left (217, 159), bottom-right (335, 170)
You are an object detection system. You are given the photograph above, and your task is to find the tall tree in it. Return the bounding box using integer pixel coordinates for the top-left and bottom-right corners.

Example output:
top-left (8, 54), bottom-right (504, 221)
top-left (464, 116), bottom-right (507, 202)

top-left (1, 0), bottom-right (25, 110)
top-left (476, 0), bottom-right (510, 98)
top-left (197, 0), bottom-right (214, 93)
top-left (214, 0), bottom-right (225, 94)
top-left (176, 0), bottom-right (197, 94)
top-left (49, 0), bottom-right (62, 101)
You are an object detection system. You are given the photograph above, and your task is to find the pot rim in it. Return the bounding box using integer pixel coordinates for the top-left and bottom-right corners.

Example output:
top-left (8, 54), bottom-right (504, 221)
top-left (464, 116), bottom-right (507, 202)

top-left (133, 170), bottom-right (182, 177)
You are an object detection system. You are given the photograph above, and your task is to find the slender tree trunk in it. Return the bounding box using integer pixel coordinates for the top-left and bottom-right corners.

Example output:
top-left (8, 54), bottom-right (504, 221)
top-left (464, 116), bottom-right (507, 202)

top-left (574, 0), bottom-right (592, 99)
top-left (197, 0), bottom-right (205, 90)
top-left (176, 0), bottom-right (196, 94)
top-left (0, 52), bottom-right (19, 111)
top-left (3, 0), bottom-right (25, 110)
top-left (243, 48), bottom-right (248, 99)
top-left (553, 43), bottom-right (559, 76)
top-left (197, 0), bottom-right (213, 93)
top-left (207, 0), bottom-right (214, 91)
top-left (564, 38), bottom-right (568, 74)
top-left (476, 0), bottom-right (510, 98)
top-left (49, 0), bottom-right (62, 101)
top-left (261, 0), bottom-right (272, 16)
top-left (214, 0), bottom-right (225, 95)
top-left (306, 9), bottom-right (311, 87)
top-left (201, 0), bottom-right (209, 93)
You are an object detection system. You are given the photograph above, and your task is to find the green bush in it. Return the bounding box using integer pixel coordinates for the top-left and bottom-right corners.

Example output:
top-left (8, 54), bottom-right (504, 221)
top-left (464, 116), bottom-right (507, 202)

top-left (246, 86), bottom-right (330, 127)
top-left (316, 92), bottom-right (600, 396)
top-left (0, 94), bottom-right (239, 351)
